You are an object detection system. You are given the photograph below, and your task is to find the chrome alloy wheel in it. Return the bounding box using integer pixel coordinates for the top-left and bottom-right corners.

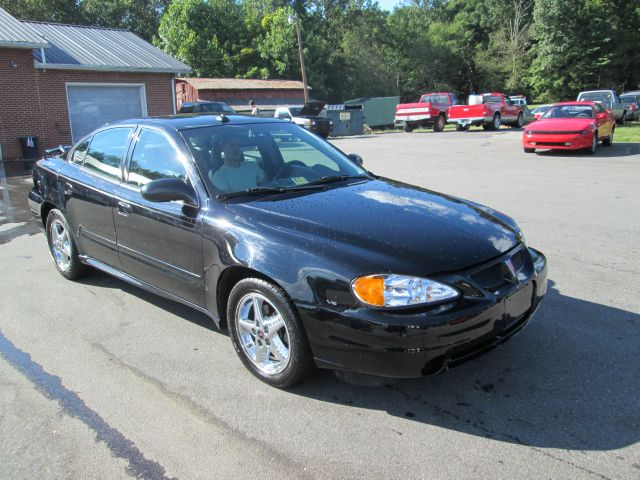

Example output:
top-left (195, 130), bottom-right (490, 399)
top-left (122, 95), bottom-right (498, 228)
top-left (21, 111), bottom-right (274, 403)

top-left (50, 219), bottom-right (72, 271)
top-left (235, 293), bottom-right (291, 375)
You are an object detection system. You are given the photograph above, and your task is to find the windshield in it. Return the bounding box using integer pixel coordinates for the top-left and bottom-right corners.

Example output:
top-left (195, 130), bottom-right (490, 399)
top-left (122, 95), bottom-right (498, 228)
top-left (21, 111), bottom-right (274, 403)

top-left (621, 96), bottom-right (637, 104)
top-left (542, 105), bottom-right (594, 119)
top-left (578, 93), bottom-right (612, 105)
top-left (181, 122), bottom-right (369, 196)
top-left (532, 106), bottom-right (551, 113)
top-left (202, 103), bottom-right (235, 113)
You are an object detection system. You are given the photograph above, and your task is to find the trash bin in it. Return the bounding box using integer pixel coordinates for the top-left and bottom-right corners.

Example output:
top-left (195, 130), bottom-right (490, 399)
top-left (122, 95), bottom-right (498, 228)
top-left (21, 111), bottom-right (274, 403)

top-left (19, 136), bottom-right (39, 160)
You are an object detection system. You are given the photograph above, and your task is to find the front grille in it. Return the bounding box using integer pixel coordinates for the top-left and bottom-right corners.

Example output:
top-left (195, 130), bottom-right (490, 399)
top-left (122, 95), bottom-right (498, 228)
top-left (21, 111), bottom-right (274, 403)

top-left (530, 130), bottom-right (582, 135)
top-left (535, 142), bottom-right (568, 146)
top-left (470, 247), bottom-right (531, 293)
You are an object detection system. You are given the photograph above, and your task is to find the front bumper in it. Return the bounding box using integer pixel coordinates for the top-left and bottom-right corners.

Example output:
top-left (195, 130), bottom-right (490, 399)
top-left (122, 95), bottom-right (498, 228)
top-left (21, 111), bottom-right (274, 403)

top-left (523, 133), bottom-right (593, 150)
top-left (299, 247), bottom-right (548, 379)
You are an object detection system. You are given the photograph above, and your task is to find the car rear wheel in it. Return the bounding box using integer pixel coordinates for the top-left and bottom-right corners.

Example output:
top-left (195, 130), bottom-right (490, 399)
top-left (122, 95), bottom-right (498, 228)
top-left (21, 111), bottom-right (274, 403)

top-left (228, 278), bottom-right (315, 388)
top-left (45, 209), bottom-right (87, 279)
top-left (602, 128), bottom-right (614, 146)
top-left (433, 115), bottom-right (446, 132)
top-left (618, 113), bottom-right (626, 125)
top-left (524, 148), bottom-right (535, 153)
top-left (514, 112), bottom-right (524, 128)
top-left (491, 114), bottom-right (501, 130)
top-left (403, 122), bottom-right (413, 133)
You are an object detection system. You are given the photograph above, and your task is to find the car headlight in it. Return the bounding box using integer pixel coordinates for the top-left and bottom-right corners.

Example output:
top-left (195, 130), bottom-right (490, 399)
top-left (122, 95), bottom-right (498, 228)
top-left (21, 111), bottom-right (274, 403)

top-left (525, 130), bottom-right (533, 135)
top-left (351, 274), bottom-right (459, 308)
top-left (311, 120), bottom-right (316, 127)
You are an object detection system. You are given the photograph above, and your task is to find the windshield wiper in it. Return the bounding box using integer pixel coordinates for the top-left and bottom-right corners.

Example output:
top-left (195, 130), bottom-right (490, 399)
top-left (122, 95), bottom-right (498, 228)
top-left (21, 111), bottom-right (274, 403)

top-left (217, 184), bottom-right (327, 200)
top-left (305, 174), bottom-right (371, 186)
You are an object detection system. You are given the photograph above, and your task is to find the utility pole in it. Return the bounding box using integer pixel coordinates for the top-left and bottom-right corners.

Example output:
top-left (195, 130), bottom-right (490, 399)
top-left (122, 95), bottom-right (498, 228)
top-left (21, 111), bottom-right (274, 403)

top-left (290, 8), bottom-right (309, 102)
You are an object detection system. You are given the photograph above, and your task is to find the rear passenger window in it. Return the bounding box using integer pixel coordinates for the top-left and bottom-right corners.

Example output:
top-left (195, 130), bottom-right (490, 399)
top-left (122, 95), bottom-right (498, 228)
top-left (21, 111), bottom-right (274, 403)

top-left (84, 128), bottom-right (132, 180)
top-left (71, 138), bottom-right (90, 164)
top-left (127, 129), bottom-right (187, 187)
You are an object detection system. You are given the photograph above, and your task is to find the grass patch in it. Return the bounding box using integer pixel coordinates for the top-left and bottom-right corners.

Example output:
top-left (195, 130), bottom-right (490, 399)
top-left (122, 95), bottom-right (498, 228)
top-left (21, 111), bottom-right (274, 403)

top-left (614, 122), bottom-right (640, 143)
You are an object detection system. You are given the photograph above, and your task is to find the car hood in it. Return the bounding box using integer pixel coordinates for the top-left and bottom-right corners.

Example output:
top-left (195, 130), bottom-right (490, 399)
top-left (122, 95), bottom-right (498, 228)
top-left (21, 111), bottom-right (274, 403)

top-left (224, 179), bottom-right (520, 274)
top-left (528, 118), bottom-right (594, 131)
top-left (299, 101), bottom-right (326, 116)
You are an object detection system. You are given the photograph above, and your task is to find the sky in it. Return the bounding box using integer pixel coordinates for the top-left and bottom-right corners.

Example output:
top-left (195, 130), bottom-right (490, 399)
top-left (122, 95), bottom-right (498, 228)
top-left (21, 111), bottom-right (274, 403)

top-left (376, 0), bottom-right (403, 12)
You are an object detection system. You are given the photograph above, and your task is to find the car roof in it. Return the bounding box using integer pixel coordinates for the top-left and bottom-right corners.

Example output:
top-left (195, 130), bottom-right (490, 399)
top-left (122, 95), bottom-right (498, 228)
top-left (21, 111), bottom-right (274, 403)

top-left (553, 101), bottom-right (596, 106)
top-left (112, 114), bottom-right (284, 131)
top-left (578, 90), bottom-right (615, 94)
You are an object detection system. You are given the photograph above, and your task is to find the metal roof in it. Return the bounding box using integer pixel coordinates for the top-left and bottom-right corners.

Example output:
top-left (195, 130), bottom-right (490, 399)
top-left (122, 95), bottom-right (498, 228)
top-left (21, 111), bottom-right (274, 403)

top-left (0, 8), bottom-right (48, 49)
top-left (28, 21), bottom-right (191, 73)
top-left (178, 78), bottom-right (309, 90)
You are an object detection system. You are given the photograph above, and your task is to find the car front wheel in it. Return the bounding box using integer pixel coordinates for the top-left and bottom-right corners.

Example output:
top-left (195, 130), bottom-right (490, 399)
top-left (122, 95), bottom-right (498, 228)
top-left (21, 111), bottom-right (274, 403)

top-left (602, 128), bottom-right (614, 146)
top-left (586, 132), bottom-right (598, 154)
top-left (46, 209), bottom-right (87, 279)
top-left (228, 278), bottom-right (315, 388)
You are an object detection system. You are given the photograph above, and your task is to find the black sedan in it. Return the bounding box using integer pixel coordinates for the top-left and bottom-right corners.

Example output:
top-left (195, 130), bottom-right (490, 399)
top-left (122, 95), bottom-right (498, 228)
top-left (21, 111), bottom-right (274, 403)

top-left (28, 114), bottom-right (547, 388)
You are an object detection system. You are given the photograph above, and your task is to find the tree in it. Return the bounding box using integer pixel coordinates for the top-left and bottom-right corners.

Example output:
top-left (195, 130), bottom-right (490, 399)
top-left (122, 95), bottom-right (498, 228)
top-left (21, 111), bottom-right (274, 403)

top-left (156, 0), bottom-right (258, 78)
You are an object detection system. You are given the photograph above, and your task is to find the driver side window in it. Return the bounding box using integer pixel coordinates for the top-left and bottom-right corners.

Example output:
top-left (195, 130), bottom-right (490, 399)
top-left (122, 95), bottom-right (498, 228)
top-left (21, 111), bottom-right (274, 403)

top-left (127, 129), bottom-right (187, 187)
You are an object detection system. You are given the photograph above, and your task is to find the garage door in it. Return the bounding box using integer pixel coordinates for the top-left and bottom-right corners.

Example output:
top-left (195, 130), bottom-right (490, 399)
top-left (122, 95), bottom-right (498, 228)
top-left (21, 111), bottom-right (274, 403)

top-left (67, 84), bottom-right (146, 142)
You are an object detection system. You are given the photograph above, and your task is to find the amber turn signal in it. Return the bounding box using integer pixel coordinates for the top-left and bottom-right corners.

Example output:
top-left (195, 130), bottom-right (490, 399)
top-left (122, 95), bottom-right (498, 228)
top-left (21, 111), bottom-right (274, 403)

top-left (351, 275), bottom-right (385, 307)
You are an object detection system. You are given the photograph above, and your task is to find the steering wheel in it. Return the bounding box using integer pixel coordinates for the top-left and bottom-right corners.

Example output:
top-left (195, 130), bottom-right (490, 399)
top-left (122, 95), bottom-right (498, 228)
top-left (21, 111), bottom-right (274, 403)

top-left (272, 161), bottom-right (306, 179)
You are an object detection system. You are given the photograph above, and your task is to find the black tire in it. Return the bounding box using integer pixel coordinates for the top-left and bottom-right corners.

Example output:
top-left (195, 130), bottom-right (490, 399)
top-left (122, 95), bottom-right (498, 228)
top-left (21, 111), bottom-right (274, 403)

top-left (524, 148), bottom-right (535, 153)
top-left (586, 132), bottom-right (598, 154)
top-left (490, 113), bottom-right (501, 130)
top-left (482, 124), bottom-right (491, 130)
top-left (455, 124), bottom-right (463, 132)
top-left (433, 115), bottom-right (446, 132)
top-left (403, 122), bottom-right (413, 133)
top-left (513, 112), bottom-right (524, 128)
top-left (602, 128), bottom-right (614, 146)
top-left (227, 278), bottom-right (315, 388)
top-left (617, 113), bottom-right (626, 125)
top-left (45, 209), bottom-right (87, 280)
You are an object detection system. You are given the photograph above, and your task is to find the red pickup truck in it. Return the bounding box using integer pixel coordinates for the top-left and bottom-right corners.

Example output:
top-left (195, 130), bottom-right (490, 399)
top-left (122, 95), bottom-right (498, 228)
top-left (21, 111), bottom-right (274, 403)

top-left (394, 92), bottom-right (459, 132)
top-left (448, 93), bottom-right (525, 131)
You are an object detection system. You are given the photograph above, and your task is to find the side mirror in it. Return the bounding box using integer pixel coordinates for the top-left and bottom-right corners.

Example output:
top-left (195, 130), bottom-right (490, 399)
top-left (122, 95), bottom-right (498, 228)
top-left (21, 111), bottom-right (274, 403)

top-left (348, 153), bottom-right (363, 166)
top-left (596, 113), bottom-right (607, 119)
top-left (141, 178), bottom-right (198, 206)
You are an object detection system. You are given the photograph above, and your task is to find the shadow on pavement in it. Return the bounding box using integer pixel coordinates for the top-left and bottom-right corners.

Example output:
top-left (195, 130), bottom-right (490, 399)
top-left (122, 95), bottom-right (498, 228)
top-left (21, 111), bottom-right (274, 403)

top-left (74, 270), bottom-right (222, 335)
top-left (534, 142), bottom-right (639, 157)
top-left (289, 280), bottom-right (640, 452)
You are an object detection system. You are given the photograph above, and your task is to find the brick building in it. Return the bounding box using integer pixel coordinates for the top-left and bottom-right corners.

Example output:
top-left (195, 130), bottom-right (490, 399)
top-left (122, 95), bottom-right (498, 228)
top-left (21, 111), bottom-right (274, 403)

top-left (0, 8), bottom-right (190, 161)
top-left (175, 78), bottom-right (308, 114)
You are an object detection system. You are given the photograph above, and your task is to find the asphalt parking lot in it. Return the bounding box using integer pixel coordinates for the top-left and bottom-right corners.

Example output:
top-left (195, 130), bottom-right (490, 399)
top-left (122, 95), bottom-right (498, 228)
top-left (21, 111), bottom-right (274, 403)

top-left (1, 129), bottom-right (639, 479)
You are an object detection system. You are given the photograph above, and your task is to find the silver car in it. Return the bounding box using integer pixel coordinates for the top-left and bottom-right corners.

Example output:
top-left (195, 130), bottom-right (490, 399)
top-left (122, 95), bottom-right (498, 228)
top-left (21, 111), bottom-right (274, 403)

top-left (577, 90), bottom-right (626, 124)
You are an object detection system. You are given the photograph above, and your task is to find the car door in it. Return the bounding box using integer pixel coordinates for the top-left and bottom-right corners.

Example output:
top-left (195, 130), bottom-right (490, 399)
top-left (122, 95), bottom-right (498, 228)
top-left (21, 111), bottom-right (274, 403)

top-left (502, 95), bottom-right (518, 122)
top-left (62, 126), bottom-right (134, 268)
top-left (113, 127), bottom-right (205, 306)
top-left (593, 103), bottom-right (612, 138)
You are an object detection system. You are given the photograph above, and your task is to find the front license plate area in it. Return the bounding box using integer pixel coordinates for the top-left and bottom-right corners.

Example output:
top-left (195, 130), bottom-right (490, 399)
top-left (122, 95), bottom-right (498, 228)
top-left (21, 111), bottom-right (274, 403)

top-left (502, 283), bottom-right (534, 329)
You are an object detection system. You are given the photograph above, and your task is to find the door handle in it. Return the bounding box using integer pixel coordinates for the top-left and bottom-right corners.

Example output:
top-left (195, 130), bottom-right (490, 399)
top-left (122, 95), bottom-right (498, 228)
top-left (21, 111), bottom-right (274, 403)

top-left (64, 183), bottom-right (73, 196)
top-left (117, 201), bottom-right (132, 216)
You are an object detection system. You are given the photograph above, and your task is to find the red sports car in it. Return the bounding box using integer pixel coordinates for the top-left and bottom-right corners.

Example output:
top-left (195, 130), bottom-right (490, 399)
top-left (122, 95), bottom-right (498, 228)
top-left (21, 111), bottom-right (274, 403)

top-left (523, 101), bottom-right (615, 154)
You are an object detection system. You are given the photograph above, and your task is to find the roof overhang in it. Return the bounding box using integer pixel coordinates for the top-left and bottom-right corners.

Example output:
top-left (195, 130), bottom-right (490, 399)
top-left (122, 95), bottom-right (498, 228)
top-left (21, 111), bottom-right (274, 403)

top-left (0, 40), bottom-right (48, 49)
top-left (34, 61), bottom-right (191, 74)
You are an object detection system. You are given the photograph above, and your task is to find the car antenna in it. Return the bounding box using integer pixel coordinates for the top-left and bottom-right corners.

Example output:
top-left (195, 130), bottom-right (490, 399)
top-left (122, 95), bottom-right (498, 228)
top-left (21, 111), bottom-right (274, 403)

top-left (217, 113), bottom-right (230, 123)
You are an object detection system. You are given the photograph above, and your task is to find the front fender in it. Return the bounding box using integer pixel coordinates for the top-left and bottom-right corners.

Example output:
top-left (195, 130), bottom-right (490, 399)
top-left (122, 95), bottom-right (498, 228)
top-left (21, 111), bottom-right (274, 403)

top-left (201, 204), bottom-right (383, 318)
